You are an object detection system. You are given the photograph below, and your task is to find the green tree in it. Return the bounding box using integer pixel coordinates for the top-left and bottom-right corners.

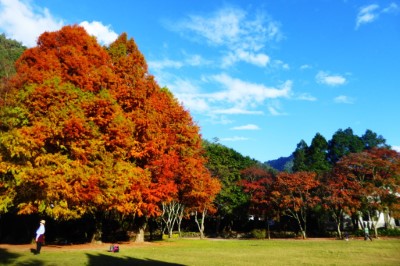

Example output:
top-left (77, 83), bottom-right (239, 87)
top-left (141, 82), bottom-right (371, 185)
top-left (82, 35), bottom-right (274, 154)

top-left (327, 128), bottom-right (364, 164)
top-left (306, 133), bottom-right (330, 174)
top-left (203, 140), bottom-right (257, 233)
top-left (361, 129), bottom-right (388, 150)
top-left (292, 140), bottom-right (309, 172)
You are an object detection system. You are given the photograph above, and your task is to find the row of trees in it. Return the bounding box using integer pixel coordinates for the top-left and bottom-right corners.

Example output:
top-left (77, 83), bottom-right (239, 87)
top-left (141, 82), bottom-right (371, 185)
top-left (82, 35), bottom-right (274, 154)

top-left (0, 26), bottom-right (220, 242)
top-left (0, 27), bottom-right (398, 242)
top-left (241, 147), bottom-right (400, 239)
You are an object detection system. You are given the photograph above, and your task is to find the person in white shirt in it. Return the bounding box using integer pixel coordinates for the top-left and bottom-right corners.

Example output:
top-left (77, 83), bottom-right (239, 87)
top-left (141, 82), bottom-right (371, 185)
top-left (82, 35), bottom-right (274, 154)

top-left (35, 220), bottom-right (46, 254)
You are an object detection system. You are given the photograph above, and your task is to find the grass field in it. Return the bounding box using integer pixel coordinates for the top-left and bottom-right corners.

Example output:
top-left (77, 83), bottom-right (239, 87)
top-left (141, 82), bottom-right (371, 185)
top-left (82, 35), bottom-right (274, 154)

top-left (1, 238), bottom-right (399, 265)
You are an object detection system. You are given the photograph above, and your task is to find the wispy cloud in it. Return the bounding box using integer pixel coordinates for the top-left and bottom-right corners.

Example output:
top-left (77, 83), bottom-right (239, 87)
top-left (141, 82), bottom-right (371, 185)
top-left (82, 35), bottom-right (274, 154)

top-left (167, 6), bottom-right (282, 67)
top-left (382, 2), bottom-right (399, 13)
top-left (160, 72), bottom-right (291, 119)
top-left (220, 136), bottom-right (249, 142)
top-left (0, 0), bottom-right (118, 47)
top-left (334, 95), bottom-right (355, 104)
top-left (149, 53), bottom-right (211, 70)
top-left (211, 73), bottom-right (291, 105)
top-left (296, 93), bottom-right (317, 101)
top-left (213, 108), bottom-right (264, 115)
top-left (267, 100), bottom-right (287, 116)
top-left (356, 3), bottom-right (399, 29)
top-left (300, 64), bottom-right (312, 70)
top-left (316, 71), bottom-right (347, 86)
top-left (222, 49), bottom-right (270, 67)
top-left (231, 124), bottom-right (260, 130)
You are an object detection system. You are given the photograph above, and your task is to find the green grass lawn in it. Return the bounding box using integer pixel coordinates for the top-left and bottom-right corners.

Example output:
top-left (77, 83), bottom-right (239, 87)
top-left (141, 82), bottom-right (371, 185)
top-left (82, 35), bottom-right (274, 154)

top-left (1, 238), bottom-right (399, 266)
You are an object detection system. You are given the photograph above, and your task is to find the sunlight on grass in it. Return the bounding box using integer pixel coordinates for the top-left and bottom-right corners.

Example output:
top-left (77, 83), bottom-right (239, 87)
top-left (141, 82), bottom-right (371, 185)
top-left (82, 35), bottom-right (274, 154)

top-left (2, 238), bottom-right (400, 266)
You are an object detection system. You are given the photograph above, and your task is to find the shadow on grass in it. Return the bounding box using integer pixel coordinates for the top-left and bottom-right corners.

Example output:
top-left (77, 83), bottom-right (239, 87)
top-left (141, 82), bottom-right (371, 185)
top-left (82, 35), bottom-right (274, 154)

top-left (0, 247), bottom-right (44, 266)
top-left (86, 253), bottom-right (185, 266)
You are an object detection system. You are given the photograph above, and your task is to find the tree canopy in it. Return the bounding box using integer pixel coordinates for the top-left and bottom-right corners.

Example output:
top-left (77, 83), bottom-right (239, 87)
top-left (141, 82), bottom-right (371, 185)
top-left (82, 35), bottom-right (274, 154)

top-left (0, 25), bottom-right (219, 223)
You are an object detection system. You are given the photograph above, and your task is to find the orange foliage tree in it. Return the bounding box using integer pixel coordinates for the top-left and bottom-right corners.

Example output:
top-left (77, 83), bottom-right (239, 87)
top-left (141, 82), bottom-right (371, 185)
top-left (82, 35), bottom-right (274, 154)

top-left (333, 148), bottom-right (400, 237)
top-left (271, 171), bottom-right (320, 239)
top-left (0, 25), bottom-right (219, 241)
top-left (240, 165), bottom-right (276, 239)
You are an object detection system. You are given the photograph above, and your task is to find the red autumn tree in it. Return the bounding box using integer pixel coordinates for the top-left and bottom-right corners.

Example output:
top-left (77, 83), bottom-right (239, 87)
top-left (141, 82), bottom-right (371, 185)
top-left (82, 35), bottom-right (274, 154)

top-left (320, 170), bottom-right (362, 238)
top-left (240, 165), bottom-right (276, 239)
top-left (0, 25), bottom-right (218, 242)
top-left (271, 171), bottom-right (320, 239)
top-left (333, 148), bottom-right (400, 237)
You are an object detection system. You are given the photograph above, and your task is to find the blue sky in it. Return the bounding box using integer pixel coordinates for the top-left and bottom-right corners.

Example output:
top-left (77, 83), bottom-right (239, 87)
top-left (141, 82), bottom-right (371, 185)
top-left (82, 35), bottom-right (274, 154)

top-left (1, 0), bottom-right (399, 162)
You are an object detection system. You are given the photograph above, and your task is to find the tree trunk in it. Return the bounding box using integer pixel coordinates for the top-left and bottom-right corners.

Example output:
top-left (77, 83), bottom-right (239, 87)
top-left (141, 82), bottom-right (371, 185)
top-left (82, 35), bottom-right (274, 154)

top-left (177, 205), bottom-right (185, 237)
top-left (162, 201), bottom-right (183, 238)
top-left (266, 219), bottom-right (271, 240)
top-left (134, 216), bottom-right (147, 243)
top-left (195, 209), bottom-right (207, 239)
top-left (91, 216), bottom-right (103, 243)
top-left (135, 225), bottom-right (146, 243)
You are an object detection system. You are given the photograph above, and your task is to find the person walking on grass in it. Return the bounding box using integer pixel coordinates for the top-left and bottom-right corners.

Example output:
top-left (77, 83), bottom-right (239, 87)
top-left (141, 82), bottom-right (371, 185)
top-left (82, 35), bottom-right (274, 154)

top-left (35, 220), bottom-right (46, 254)
top-left (364, 225), bottom-right (372, 241)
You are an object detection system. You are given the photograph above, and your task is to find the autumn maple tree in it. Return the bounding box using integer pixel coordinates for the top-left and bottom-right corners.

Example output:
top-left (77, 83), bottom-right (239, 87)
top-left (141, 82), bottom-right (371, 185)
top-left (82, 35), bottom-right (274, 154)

top-left (240, 165), bottom-right (276, 239)
top-left (333, 148), bottom-right (400, 237)
top-left (320, 169), bottom-right (362, 238)
top-left (0, 25), bottom-right (219, 241)
top-left (271, 171), bottom-right (320, 239)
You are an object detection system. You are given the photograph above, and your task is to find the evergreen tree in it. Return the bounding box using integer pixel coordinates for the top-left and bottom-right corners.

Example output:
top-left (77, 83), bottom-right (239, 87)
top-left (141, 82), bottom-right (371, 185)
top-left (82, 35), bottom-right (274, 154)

top-left (292, 140), bottom-right (309, 172)
top-left (327, 128), bottom-right (364, 164)
top-left (306, 133), bottom-right (330, 174)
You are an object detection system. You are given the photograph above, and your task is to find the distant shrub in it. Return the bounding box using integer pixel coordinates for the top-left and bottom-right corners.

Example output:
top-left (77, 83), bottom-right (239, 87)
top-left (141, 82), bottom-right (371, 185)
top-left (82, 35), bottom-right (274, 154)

top-left (250, 229), bottom-right (266, 239)
top-left (180, 231), bottom-right (201, 238)
top-left (378, 228), bottom-right (400, 236)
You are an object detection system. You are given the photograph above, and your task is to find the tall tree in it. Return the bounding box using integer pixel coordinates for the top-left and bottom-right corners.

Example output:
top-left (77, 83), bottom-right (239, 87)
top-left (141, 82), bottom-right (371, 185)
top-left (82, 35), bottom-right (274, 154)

top-left (292, 140), bottom-right (309, 172)
top-left (306, 133), bottom-right (330, 174)
top-left (0, 25), bottom-right (216, 242)
top-left (203, 140), bottom-right (257, 233)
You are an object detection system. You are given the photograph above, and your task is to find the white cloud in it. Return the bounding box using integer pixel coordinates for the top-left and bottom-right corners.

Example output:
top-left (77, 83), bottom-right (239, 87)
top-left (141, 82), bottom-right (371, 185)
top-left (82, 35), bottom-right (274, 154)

top-left (0, 0), bottom-right (63, 47)
top-left (356, 4), bottom-right (380, 29)
top-left (231, 124), bottom-right (260, 130)
top-left (222, 49), bottom-right (270, 67)
top-left (316, 71), bottom-right (347, 86)
top-left (0, 1), bottom-right (118, 47)
top-left (392, 146), bottom-right (400, 152)
top-left (220, 136), bottom-right (249, 142)
top-left (356, 3), bottom-right (399, 29)
top-left (79, 21), bottom-right (118, 46)
top-left (211, 73), bottom-right (291, 106)
top-left (334, 95), bottom-right (355, 104)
